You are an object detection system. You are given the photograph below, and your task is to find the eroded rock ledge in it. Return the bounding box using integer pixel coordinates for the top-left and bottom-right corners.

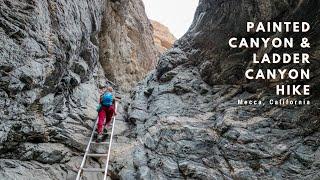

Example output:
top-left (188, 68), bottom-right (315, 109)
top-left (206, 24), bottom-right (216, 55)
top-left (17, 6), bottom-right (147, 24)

top-left (110, 0), bottom-right (320, 179)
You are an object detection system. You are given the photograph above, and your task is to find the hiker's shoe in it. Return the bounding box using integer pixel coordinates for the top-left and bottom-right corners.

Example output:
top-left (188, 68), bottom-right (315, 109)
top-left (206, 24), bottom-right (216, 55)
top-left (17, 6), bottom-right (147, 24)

top-left (96, 134), bottom-right (103, 142)
top-left (103, 128), bottom-right (109, 133)
top-left (102, 132), bottom-right (109, 142)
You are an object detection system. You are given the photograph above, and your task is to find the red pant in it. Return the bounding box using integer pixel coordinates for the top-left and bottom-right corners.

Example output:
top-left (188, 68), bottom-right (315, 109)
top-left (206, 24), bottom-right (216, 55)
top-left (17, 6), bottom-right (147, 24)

top-left (97, 105), bottom-right (115, 134)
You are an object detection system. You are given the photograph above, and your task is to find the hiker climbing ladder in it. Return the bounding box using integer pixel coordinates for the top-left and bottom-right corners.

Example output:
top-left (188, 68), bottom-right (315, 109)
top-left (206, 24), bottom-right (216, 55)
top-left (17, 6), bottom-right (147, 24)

top-left (76, 99), bottom-right (118, 180)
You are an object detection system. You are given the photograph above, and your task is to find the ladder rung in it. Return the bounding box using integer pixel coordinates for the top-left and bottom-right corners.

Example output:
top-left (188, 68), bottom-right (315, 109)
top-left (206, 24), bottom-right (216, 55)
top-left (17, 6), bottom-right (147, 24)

top-left (82, 168), bottom-right (105, 172)
top-left (91, 141), bottom-right (109, 145)
top-left (94, 131), bottom-right (110, 135)
top-left (86, 153), bottom-right (108, 157)
top-left (76, 102), bottom-right (117, 179)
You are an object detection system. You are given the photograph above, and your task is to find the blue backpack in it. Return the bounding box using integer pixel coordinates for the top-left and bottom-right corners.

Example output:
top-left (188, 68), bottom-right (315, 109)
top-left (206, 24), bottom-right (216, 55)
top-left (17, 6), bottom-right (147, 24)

top-left (101, 92), bottom-right (113, 107)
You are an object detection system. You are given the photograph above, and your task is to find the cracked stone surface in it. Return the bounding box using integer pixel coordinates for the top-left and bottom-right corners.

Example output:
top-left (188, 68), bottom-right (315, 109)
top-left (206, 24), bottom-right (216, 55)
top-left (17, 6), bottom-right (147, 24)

top-left (1, 0), bottom-right (320, 179)
top-left (0, 0), bottom-right (157, 179)
top-left (109, 0), bottom-right (320, 179)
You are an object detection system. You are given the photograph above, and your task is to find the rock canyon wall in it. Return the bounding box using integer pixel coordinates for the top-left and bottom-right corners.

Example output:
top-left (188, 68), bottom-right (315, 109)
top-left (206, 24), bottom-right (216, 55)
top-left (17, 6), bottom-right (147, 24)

top-left (99, 0), bottom-right (158, 92)
top-left (0, 0), bottom-right (319, 180)
top-left (0, 0), bottom-right (157, 179)
top-left (151, 20), bottom-right (176, 54)
top-left (111, 0), bottom-right (320, 179)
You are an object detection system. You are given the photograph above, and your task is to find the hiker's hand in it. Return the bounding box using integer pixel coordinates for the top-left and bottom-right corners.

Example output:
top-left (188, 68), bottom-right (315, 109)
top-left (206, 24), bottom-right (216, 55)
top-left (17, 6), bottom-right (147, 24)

top-left (114, 112), bottom-right (117, 116)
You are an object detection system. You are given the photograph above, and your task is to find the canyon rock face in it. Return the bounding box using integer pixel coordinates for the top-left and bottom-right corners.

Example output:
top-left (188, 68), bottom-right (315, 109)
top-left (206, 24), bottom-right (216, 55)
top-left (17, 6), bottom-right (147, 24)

top-left (0, 0), bottom-right (156, 179)
top-left (151, 20), bottom-right (176, 54)
top-left (99, 0), bottom-right (158, 92)
top-left (1, 0), bottom-right (320, 180)
top-left (0, 0), bottom-right (106, 179)
top-left (110, 0), bottom-right (320, 179)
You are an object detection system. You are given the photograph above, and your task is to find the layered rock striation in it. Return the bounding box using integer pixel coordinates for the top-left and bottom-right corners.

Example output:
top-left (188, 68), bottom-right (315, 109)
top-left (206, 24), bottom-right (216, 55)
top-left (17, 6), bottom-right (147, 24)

top-left (99, 0), bottom-right (158, 92)
top-left (1, 0), bottom-right (320, 179)
top-left (0, 0), bottom-right (157, 179)
top-left (151, 20), bottom-right (176, 54)
top-left (110, 0), bottom-right (320, 179)
top-left (0, 0), bottom-right (107, 179)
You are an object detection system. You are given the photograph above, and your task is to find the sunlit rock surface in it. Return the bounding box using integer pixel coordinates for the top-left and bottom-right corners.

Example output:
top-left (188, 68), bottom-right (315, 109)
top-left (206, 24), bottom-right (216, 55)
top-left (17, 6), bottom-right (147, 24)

top-left (151, 20), bottom-right (176, 54)
top-left (99, 0), bottom-right (158, 92)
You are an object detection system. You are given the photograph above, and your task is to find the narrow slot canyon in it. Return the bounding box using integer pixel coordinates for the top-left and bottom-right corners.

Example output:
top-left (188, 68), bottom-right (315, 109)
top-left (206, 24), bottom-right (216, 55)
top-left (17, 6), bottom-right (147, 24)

top-left (0, 0), bottom-right (319, 180)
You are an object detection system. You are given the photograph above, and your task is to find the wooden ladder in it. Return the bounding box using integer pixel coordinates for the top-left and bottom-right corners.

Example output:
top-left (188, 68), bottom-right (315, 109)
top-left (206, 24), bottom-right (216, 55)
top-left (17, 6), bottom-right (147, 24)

top-left (76, 101), bottom-right (118, 180)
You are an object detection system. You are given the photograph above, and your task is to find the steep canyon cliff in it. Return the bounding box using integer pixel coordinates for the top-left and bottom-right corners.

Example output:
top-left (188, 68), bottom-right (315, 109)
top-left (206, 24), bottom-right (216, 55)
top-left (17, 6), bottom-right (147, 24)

top-left (99, 0), bottom-right (158, 92)
top-left (151, 20), bottom-right (176, 54)
top-left (0, 0), bottom-right (319, 180)
top-left (0, 0), bottom-right (156, 179)
top-left (111, 0), bottom-right (320, 179)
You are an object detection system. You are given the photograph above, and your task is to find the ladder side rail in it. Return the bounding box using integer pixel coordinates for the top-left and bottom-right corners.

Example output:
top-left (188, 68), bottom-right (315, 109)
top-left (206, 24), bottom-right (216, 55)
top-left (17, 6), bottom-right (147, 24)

top-left (103, 101), bottom-right (118, 180)
top-left (76, 117), bottom-right (99, 180)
